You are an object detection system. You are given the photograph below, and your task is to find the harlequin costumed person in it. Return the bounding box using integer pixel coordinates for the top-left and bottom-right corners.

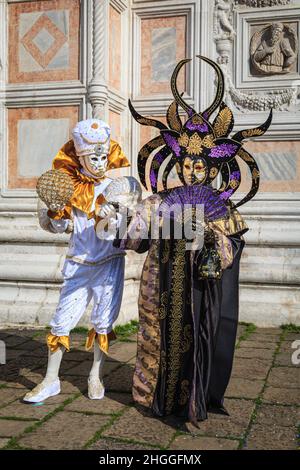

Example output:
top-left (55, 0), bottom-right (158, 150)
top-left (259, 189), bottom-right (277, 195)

top-left (114, 56), bottom-right (272, 425)
top-left (23, 119), bottom-right (130, 403)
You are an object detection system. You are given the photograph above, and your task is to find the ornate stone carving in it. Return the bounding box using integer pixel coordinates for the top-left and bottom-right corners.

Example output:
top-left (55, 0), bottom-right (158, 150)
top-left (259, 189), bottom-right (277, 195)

top-left (235, 0), bottom-right (291, 7)
top-left (213, 0), bottom-right (236, 65)
top-left (250, 22), bottom-right (298, 75)
top-left (214, 0), bottom-right (236, 41)
top-left (225, 71), bottom-right (298, 110)
top-left (213, 1), bottom-right (299, 111)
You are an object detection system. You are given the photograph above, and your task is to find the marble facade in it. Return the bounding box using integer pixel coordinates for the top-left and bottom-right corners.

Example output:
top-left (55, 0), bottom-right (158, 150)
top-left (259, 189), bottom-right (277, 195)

top-left (8, 106), bottom-right (79, 190)
top-left (0, 0), bottom-right (299, 328)
top-left (241, 141), bottom-right (300, 193)
top-left (9, 0), bottom-right (80, 83)
top-left (109, 5), bottom-right (122, 91)
top-left (140, 15), bottom-right (186, 95)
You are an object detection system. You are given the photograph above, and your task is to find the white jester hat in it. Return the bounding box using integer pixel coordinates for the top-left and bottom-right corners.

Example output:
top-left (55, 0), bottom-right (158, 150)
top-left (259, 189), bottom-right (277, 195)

top-left (72, 119), bottom-right (111, 157)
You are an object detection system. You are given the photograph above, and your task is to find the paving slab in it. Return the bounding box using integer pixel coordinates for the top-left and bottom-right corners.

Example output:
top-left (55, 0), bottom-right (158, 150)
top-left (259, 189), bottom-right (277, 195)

top-left (102, 407), bottom-right (175, 448)
top-left (0, 326), bottom-right (298, 451)
top-left (170, 435), bottom-right (239, 450)
top-left (186, 399), bottom-right (255, 439)
top-left (18, 411), bottom-right (111, 450)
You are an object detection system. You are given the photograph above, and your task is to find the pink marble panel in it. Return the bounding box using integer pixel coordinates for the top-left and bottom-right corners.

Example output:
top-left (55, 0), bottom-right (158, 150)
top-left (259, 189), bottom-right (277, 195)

top-left (9, 0), bottom-right (80, 83)
top-left (109, 6), bottom-right (121, 91)
top-left (8, 106), bottom-right (79, 189)
top-left (140, 16), bottom-right (187, 96)
top-left (238, 140), bottom-right (300, 193)
top-left (109, 110), bottom-right (121, 145)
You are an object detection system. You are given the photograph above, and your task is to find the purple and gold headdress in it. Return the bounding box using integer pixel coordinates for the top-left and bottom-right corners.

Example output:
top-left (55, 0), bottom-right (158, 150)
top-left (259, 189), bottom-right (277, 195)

top-left (129, 56), bottom-right (273, 208)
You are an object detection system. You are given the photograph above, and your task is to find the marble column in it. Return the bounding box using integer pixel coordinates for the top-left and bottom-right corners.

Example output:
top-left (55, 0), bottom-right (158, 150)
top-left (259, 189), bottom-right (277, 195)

top-left (88, 0), bottom-right (109, 120)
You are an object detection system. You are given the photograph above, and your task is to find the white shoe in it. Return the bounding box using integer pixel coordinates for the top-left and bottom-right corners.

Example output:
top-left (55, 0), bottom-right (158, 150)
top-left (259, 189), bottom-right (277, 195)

top-left (88, 376), bottom-right (105, 400)
top-left (23, 379), bottom-right (61, 403)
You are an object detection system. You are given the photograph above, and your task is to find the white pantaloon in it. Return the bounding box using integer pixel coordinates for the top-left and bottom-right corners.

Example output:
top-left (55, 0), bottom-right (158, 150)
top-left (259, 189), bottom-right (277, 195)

top-left (50, 255), bottom-right (125, 337)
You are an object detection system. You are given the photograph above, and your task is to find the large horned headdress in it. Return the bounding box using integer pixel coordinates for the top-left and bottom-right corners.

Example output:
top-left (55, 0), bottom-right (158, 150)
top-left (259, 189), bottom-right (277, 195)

top-left (128, 56), bottom-right (273, 209)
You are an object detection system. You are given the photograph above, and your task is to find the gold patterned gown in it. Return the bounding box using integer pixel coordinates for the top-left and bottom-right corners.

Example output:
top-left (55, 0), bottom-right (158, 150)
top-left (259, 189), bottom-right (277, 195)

top-left (115, 192), bottom-right (248, 425)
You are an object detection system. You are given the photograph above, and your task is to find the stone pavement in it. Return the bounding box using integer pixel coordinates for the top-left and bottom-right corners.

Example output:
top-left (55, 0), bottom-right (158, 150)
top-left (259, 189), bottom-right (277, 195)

top-left (0, 324), bottom-right (299, 451)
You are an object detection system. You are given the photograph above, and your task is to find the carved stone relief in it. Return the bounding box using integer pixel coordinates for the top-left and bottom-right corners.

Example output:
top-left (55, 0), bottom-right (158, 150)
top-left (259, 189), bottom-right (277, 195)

top-left (250, 22), bottom-right (298, 75)
top-left (213, 0), bottom-right (299, 111)
top-left (235, 0), bottom-right (291, 7)
top-left (225, 73), bottom-right (297, 110)
top-left (214, 0), bottom-right (235, 41)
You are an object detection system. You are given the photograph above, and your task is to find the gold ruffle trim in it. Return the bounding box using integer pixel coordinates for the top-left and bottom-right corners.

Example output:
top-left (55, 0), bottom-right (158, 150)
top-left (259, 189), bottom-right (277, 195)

top-left (47, 139), bottom-right (130, 221)
top-left (46, 333), bottom-right (70, 353)
top-left (207, 206), bottom-right (248, 270)
top-left (208, 206), bottom-right (248, 238)
top-left (215, 233), bottom-right (233, 270)
top-left (85, 328), bottom-right (117, 354)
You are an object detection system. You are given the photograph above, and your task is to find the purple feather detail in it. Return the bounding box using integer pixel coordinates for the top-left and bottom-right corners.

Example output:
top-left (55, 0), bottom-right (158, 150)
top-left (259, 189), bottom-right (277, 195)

top-left (230, 171), bottom-right (240, 181)
top-left (220, 189), bottom-right (234, 200)
top-left (150, 169), bottom-right (157, 187)
top-left (210, 143), bottom-right (238, 159)
top-left (163, 133), bottom-right (181, 157)
top-left (160, 185), bottom-right (228, 222)
top-left (154, 151), bottom-right (165, 164)
top-left (186, 119), bottom-right (209, 133)
top-left (202, 112), bottom-right (209, 120)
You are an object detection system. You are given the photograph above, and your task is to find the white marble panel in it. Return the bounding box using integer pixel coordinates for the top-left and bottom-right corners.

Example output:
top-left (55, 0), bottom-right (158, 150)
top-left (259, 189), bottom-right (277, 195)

top-left (46, 10), bottom-right (69, 35)
top-left (19, 9), bottom-right (69, 73)
top-left (33, 28), bottom-right (55, 54)
top-left (48, 42), bottom-right (69, 70)
top-left (151, 27), bottom-right (176, 81)
top-left (255, 151), bottom-right (297, 181)
top-left (19, 43), bottom-right (43, 72)
top-left (19, 11), bottom-right (42, 37)
top-left (17, 119), bottom-right (70, 178)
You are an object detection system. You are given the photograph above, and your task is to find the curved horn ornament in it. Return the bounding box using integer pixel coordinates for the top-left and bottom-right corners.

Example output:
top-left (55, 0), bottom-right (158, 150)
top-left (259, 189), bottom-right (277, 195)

top-left (232, 109), bottom-right (273, 143)
top-left (128, 99), bottom-right (168, 130)
top-left (137, 135), bottom-right (165, 190)
top-left (196, 55), bottom-right (225, 118)
top-left (218, 158), bottom-right (241, 201)
top-left (218, 163), bottom-right (230, 192)
top-left (167, 97), bottom-right (183, 132)
top-left (170, 59), bottom-right (196, 116)
top-left (149, 146), bottom-right (172, 193)
top-left (128, 56), bottom-right (273, 205)
top-left (235, 148), bottom-right (260, 208)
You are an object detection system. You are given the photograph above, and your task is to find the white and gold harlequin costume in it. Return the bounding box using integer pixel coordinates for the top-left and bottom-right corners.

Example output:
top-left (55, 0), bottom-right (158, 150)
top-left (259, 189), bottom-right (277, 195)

top-left (24, 119), bottom-right (131, 403)
top-left (49, 177), bottom-right (126, 347)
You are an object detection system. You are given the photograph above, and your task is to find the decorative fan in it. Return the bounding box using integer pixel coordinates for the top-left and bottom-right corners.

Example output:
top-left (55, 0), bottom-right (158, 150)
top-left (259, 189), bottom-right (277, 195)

top-left (159, 184), bottom-right (228, 222)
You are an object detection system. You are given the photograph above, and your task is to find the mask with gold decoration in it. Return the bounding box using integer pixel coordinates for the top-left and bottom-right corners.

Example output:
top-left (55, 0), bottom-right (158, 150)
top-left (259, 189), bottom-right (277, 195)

top-left (128, 56), bottom-right (273, 208)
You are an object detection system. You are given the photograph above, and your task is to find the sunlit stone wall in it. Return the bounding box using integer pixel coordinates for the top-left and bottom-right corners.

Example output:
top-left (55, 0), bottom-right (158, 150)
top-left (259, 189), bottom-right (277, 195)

top-left (0, 0), bottom-right (299, 328)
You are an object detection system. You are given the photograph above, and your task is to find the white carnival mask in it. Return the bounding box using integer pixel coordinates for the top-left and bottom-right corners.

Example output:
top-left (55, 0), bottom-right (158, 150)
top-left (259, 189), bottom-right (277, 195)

top-left (79, 142), bottom-right (110, 178)
top-left (72, 118), bottom-right (112, 178)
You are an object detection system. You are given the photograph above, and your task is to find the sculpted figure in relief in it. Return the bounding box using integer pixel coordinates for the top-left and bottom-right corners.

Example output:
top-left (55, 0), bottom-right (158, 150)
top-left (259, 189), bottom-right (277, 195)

top-left (251, 22), bottom-right (297, 75)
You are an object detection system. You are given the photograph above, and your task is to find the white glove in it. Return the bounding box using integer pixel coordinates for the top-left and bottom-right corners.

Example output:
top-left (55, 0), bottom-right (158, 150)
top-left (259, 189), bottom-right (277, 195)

top-left (37, 199), bottom-right (70, 234)
top-left (96, 212), bottom-right (123, 241)
top-left (50, 218), bottom-right (70, 234)
top-left (98, 202), bottom-right (116, 219)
